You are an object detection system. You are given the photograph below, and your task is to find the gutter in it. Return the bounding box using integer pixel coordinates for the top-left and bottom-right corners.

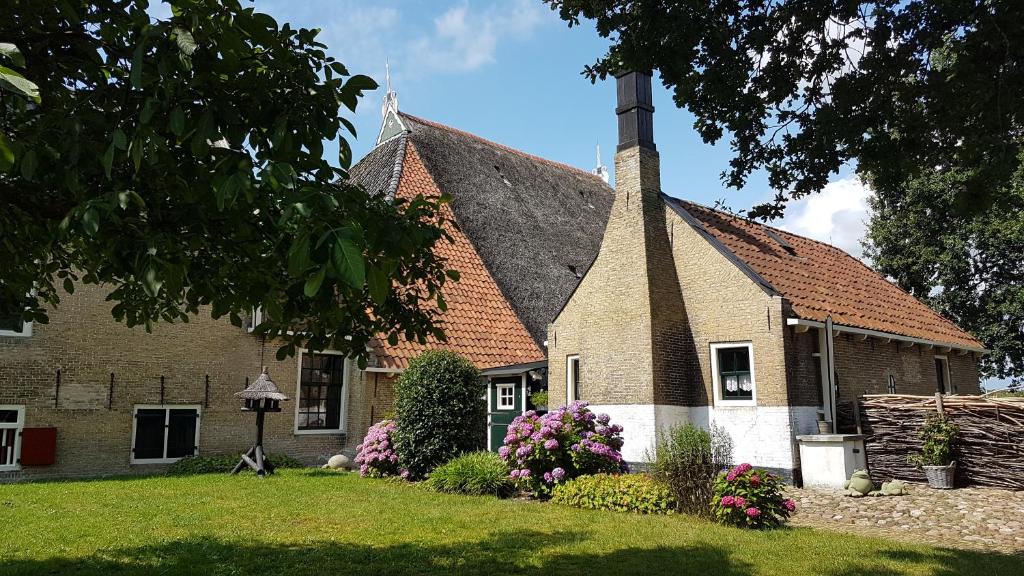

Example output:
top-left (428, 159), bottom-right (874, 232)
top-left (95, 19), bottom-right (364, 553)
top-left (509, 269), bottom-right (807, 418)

top-left (785, 317), bottom-right (987, 355)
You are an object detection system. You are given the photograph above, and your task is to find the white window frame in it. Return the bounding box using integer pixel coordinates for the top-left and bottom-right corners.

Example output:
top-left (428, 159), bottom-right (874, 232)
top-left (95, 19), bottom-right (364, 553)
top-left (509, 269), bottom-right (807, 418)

top-left (934, 355), bottom-right (952, 394)
top-left (0, 319), bottom-right (31, 338)
top-left (294, 349), bottom-right (350, 436)
top-left (496, 383), bottom-right (515, 410)
top-left (566, 355), bottom-right (580, 404)
top-left (710, 342), bottom-right (757, 407)
top-left (0, 405), bottom-right (25, 471)
top-left (130, 404), bottom-right (201, 465)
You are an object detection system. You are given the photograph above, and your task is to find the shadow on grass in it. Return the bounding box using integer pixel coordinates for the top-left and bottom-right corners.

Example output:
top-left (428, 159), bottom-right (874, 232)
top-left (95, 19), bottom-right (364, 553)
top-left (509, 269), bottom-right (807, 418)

top-left (2, 528), bottom-right (1020, 576)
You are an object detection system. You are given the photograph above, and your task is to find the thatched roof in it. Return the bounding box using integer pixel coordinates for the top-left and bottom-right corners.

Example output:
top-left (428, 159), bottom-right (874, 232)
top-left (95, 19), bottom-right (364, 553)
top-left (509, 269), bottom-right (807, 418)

top-left (235, 367), bottom-right (289, 401)
top-left (390, 113), bottom-right (614, 346)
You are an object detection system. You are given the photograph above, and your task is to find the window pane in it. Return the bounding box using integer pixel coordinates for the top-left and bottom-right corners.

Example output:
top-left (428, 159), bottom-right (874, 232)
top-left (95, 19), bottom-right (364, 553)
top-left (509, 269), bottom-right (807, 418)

top-left (718, 346), bottom-right (753, 400)
top-left (0, 315), bottom-right (23, 333)
top-left (0, 428), bottom-right (15, 466)
top-left (134, 409), bottom-right (166, 460)
top-left (298, 354), bottom-right (344, 430)
top-left (166, 409), bottom-right (198, 458)
top-left (0, 410), bottom-right (18, 424)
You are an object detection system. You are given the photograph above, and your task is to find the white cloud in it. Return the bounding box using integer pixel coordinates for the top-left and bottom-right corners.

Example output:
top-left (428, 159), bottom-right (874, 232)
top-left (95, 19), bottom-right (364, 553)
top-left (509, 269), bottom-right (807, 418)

top-left (777, 176), bottom-right (873, 259)
top-left (408, 0), bottom-right (546, 73)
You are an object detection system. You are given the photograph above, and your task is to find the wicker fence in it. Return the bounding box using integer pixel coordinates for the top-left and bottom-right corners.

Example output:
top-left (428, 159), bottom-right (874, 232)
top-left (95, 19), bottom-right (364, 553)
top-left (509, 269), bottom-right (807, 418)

top-left (858, 394), bottom-right (1024, 491)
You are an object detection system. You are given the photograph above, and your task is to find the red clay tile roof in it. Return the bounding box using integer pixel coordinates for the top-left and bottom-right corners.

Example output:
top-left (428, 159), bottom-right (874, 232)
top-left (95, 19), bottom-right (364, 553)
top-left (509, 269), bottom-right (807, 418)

top-left (367, 141), bottom-right (545, 370)
top-left (670, 198), bottom-right (984, 350)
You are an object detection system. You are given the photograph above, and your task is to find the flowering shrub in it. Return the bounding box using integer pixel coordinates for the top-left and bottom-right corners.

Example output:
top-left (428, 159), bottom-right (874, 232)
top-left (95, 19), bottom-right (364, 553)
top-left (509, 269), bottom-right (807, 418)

top-left (710, 463), bottom-right (794, 529)
top-left (354, 420), bottom-right (407, 479)
top-left (499, 401), bottom-right (626, 496)
top-left (551, 473), bottom-right (674, 514)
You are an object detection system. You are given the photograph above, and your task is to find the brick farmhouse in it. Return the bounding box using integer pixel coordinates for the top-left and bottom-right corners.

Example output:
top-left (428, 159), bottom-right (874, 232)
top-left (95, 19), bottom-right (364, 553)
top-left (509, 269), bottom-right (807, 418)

top-left (0, 73), bottom-right (984, 481)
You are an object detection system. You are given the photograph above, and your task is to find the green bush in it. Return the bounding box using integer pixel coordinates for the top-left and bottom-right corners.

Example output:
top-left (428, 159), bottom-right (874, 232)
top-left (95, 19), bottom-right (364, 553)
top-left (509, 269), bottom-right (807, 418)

top-left (427, 451), bottom-right (512, 496)
top-left (529, 391), bottom-right (549, 407)
top-left (393, 350), bottom-right (485, 479)
top-left (647, 423), bottom-right (732, 517)
top-left (166, 453), bottom-right (304, 476)
top-left (908, 412), bottom-right (960, 467)
top-left (551, 473), bottom-right (674, 514)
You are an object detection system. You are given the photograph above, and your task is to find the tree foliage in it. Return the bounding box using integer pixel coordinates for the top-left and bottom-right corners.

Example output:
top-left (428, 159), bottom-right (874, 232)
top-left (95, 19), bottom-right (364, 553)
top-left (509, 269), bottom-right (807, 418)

top-left (0, 0), bottom-right (456, 365)
top-left (865, 158), bottom-right (1024, 384)
top-left (545, 0), bottom-right (1024, 219)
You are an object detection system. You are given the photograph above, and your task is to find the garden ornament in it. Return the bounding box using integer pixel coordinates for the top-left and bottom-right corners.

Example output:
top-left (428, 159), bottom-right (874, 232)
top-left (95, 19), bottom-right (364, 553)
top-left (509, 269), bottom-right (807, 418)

top-left (868, 480), bottom-right (909, 497)
top-left (843, 469), bottom-right (874, 497)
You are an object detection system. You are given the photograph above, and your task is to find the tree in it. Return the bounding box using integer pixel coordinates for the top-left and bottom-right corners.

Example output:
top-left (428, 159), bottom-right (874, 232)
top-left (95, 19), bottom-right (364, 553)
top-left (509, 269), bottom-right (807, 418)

top-left (0, 0), bottom-right (456, 366)
top-left (864, 158), bottom-right (1024, 385)
top-left (545, 0), bottom-right (1023, 219)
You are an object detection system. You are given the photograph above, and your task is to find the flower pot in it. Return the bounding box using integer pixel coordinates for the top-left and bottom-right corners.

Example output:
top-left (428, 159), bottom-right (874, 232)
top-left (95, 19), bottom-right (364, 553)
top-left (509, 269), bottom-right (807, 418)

top-left (922, 462), bottom-right (956, 489)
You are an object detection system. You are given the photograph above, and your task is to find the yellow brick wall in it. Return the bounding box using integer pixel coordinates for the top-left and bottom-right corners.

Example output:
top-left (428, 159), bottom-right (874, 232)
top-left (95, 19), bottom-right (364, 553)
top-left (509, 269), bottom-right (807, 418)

top-left (0, 282), bottom-right (369, 481)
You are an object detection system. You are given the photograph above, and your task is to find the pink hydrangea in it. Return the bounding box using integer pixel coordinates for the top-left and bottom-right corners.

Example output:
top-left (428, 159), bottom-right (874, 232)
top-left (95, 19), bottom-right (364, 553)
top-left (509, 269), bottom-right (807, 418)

top-left (734, 496), bottom-right (746, 508)
top-left (721, 495), bottom-right (736, 507)
top-left (783, 499), bottom-right (796, 512)
top-left (745, 507), bottom-right (761, 518)
top-left (354, 419), bottom-right (406, 479)
top-left (750, 474), bottom-right (761, 487)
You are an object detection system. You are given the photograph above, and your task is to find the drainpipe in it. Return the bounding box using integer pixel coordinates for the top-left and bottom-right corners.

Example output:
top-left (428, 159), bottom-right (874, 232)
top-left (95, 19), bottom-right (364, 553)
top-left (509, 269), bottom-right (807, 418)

top-left (824, 315), bottom-right (838, 429)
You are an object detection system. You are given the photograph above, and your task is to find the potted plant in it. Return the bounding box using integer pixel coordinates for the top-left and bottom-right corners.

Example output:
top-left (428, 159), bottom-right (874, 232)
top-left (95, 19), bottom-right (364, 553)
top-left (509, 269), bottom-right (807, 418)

top-left (907, 412), bottom-right (959, 489)
top-left (529, 391), bottom-right (549, 411)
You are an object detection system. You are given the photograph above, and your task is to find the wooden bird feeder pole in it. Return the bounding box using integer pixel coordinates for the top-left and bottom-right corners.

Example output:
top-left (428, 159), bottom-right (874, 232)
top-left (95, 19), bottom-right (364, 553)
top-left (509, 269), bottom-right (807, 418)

top-left (231, 367), bottom-right (289, 477)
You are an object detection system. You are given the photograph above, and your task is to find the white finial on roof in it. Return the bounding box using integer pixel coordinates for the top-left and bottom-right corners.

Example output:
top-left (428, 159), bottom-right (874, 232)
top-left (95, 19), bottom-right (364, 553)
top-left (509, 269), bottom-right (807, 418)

top-left (593, 142), bottom-right (609, 183)
top-left (381, 59), bottom-right (399, 119)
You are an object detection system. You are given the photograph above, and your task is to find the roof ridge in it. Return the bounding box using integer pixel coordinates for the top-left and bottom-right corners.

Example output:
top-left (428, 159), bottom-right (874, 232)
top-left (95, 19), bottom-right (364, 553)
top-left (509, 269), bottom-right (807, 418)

top-left (399, 112), bottom-right (609, 184)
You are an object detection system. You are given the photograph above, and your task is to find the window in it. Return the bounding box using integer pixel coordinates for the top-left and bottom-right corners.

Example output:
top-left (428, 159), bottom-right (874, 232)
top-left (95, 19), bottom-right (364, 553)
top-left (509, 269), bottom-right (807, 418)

top-left (887, 374), bottom-right (897, 394)
top-left (497, 384), bottom-right (515, 410)
top-left (0, 406), bottom-right (25, 471)
top-left (711, 343), bottom-right (756, 405)
top-left (566, 355), bottom-right (580, 403)
top-left (934, 356), bottom-right (952, 394)
top-left (296, 352), bottom-right (347, 433)
top-left (0, 314), bottom-right (31, 338)
top-left (131, 405), bottom-right (200, 464)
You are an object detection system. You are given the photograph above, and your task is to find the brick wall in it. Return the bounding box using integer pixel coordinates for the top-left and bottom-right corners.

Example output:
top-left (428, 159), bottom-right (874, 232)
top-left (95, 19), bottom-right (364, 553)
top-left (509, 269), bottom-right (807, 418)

top-left (0, 282), bottom-right (369, 481)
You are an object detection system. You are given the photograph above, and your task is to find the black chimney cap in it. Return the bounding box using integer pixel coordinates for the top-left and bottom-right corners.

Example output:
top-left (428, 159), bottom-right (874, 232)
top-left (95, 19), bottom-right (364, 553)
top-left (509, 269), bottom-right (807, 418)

top-left (616, 71), bottom-right (656, 152)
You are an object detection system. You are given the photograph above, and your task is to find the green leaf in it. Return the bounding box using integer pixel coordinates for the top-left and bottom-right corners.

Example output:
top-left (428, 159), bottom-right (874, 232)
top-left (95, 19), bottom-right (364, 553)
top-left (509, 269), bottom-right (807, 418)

top-left (287, 234), bottom-right (311, 277)
top-left (82, 208), bottom-right (100, 235)
top-left (63, 277), bottom-right (75, 295)
top-left (368, 266), bottom-right (388, 305)
top-left (19, 149), bottom-right (36, 180)
top-left (0, 43), bottom-right (24, 67)
top-left (101, 143), bottom-right (115, 178)
top-left (140, 97), bottom-right (157, 124)
top-left (0, 65), bottom-right (40, 102)
top-left (0, 133), bottom-right (14, 171)
top-left (168, 107), bottom-right (185, 137)
top-left (173, 27), bottom-right (197, 56)
top-left (304, 267), bottom-right (326, 298)
top-left (143, 266), bottom-right (163, 297)
top-left (331, 235), bottom-right (365, 289)
top-left (446, 269), bottom-right (461, 282)
top-left (113, 128), bottom-right (127, 150)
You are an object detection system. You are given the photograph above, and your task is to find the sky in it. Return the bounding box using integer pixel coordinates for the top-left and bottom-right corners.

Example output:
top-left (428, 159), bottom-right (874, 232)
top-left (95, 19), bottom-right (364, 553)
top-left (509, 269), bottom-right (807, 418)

top-left (151, 0), bottom-right (1003, 388)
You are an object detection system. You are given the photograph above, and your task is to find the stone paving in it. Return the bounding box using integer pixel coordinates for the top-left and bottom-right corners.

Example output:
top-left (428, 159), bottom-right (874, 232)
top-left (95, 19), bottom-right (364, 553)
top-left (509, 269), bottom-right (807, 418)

top-left (787, 483), bottom-right (1024, 553)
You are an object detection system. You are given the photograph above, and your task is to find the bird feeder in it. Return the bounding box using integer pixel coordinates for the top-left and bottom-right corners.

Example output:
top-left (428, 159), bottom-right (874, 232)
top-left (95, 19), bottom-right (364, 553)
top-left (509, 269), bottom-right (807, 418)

top-left (231, 367), bottom-right (289, 477)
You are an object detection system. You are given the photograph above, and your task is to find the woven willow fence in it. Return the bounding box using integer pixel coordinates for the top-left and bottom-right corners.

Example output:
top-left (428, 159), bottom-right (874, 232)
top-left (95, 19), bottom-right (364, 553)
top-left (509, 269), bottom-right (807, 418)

top-left (859, 394), bottom-right (1024, 490)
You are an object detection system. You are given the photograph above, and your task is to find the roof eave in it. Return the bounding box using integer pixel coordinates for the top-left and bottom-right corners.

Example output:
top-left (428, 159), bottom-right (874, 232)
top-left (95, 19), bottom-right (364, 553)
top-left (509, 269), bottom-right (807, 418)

top-left (785, 317), bottom-right (987, 354)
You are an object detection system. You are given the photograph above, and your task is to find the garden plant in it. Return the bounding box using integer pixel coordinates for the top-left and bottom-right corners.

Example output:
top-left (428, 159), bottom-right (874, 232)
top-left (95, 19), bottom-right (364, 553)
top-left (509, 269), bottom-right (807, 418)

top-left (393, 350), bottom-right (485, 479)
top-left (427, 451), bottom-right (512, 497)
top-left (647, 423), bottom-right (732, 517)
top-left (499, 401), bottom-right (626, 497)
top-left (551, 473), bottom-right (674, 514)
top-left (354, 419), bottom-right (406, 478)
top-left (710, 463), bottom-right (795, 529)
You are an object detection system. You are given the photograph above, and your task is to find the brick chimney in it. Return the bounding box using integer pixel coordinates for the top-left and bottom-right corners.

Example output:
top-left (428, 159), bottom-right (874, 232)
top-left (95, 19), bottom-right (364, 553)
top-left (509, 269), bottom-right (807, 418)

top-left (548, 71), bottom-right (688, 425)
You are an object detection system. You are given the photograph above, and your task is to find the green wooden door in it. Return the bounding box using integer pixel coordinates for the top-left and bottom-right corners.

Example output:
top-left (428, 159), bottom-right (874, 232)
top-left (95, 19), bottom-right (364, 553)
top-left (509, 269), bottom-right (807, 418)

top-left (488, 376), bottom-right (522, 452)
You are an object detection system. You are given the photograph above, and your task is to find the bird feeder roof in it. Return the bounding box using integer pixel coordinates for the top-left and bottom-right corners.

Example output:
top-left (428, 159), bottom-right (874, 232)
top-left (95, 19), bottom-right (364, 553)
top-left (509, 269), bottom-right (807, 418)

top-left (235, 367), bottom-right (289, 401)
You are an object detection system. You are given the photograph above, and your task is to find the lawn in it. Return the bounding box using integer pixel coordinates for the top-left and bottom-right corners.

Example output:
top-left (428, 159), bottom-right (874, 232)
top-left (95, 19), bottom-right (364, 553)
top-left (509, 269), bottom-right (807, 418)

top-left (0, 469), bottom-right (1019, 576)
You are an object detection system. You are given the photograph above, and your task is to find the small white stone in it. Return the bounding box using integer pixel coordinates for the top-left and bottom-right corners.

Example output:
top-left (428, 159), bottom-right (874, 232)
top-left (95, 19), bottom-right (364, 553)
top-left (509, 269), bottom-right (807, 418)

top-left (325, 454), bottom-right (353, 470)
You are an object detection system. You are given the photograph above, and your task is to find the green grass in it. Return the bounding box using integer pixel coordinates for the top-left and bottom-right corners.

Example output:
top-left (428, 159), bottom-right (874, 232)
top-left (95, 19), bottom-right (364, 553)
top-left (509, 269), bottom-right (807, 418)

top-left (0, 469), bottom-right (1019, 575)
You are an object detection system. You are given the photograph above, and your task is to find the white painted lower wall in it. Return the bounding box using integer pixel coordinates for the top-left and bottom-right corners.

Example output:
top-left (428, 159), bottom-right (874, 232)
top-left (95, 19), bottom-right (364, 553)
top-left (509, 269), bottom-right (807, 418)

top-left (591, 403), bottom-right (820, 475)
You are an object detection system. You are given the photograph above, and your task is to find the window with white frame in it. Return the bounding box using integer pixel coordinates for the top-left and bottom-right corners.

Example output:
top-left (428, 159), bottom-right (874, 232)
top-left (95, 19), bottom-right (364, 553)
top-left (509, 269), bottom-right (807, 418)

top-left (0, 314), bottom-right (31, 338)
top-left (0, 405), bottom-right (25, 471)
top-left (131, 405), bottom-right (200, 464)
top-left (296, 351), bottom-right (347, 433)
top-left (566, 355), bottom-right (580, 403)
top-left (497, 384), bottom-right (515, 410)
top-left (711, 343), bottom-right (756, 404)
